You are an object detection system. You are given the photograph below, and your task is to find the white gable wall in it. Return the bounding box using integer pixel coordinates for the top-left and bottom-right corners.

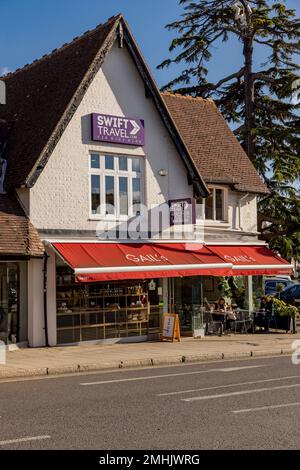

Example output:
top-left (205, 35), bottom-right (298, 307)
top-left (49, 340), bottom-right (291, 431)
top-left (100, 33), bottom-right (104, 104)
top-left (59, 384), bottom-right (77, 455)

top-left (29, 43), bottom-right (193, 231)
top-left (201, 190), bottom-right (258, 242)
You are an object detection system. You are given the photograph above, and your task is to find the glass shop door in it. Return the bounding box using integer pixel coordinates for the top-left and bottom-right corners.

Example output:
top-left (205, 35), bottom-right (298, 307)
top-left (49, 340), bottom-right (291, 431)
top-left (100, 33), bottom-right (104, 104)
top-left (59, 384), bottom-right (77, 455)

top-left (0, 263), bottom-right (19, 344)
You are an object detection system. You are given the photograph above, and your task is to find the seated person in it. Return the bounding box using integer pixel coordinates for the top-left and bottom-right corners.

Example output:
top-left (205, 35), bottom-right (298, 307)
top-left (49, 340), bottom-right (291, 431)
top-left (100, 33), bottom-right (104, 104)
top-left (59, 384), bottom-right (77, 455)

top-left (182, 303), bottom-right (191, 325)
top-left (214, 297), bottom-right (229, 313)
top-left (260, 296), bottom-right (273, 314)
top-left (225, 307), bottom-right (237, 330)
top-left (255, 296), bottom-right (273, 331)
top-left (203, 297), bottom-right (213, 312)
top-left (214, 298), bottom-right (237, 331)
top-left (212, 297), bottom-right (229, 323)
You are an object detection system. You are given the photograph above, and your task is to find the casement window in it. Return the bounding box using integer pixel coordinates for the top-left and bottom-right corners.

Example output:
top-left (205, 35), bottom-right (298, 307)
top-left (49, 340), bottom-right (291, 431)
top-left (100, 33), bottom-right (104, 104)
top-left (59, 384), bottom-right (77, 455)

top-left (197, 186), bottom-right (228, 222)
top-left (90, 154), bottom-right (143, 218)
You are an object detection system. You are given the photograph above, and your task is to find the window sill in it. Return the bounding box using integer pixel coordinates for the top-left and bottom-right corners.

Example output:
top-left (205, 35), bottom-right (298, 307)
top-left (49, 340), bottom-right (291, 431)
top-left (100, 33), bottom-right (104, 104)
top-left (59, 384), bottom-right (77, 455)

top-left (89, 217), bottom-right (130, 222)
top-left (202, 221), bottom-right (231, 228)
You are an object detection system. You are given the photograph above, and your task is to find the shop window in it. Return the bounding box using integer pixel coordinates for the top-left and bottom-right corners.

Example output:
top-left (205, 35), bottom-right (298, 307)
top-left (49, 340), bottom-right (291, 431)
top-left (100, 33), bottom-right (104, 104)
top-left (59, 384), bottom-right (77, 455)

top-left (89, 154), bottom-right (143, 218)
top-left (197, 186), bottom-right (227, 222)
top-left (56, 266), bottom-right (161, 345)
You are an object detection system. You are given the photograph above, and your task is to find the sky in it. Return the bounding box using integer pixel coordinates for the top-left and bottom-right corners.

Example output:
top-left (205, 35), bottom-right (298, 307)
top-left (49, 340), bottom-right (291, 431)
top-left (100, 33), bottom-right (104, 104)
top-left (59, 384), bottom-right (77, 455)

top-left (0, 0), bottom-right (299, 89)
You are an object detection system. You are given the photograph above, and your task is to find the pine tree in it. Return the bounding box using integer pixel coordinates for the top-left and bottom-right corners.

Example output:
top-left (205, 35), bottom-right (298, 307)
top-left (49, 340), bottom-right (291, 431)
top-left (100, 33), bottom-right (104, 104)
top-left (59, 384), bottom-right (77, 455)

top-left (158, 0), bottom-right (300, 258)
top-left (259, 183), bottom-right (300, 261)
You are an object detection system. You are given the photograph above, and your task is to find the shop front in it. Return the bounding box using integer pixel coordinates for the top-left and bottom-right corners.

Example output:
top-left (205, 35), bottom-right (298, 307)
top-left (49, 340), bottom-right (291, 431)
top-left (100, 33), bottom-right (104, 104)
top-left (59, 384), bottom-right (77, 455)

top-left (45, 241), bottom-right (293, 344)
top-left (48, 241), bottom-right (231, 344)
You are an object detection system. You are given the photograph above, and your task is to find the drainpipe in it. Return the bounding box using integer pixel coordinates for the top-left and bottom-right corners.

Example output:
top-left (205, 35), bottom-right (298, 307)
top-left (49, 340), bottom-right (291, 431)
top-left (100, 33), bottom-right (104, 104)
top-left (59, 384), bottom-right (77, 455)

top-left (43, 253), bottom-right (49, 347)
top-left (238, 193), bottom-right (249, 231)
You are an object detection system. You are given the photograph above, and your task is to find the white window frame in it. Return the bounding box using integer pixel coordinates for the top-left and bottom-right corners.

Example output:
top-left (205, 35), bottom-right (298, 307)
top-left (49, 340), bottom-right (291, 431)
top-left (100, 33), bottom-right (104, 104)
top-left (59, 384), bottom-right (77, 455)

top-left (89, 153), bottom-right (144, 220)
top-left (197, 186), bottom-right (228, 223)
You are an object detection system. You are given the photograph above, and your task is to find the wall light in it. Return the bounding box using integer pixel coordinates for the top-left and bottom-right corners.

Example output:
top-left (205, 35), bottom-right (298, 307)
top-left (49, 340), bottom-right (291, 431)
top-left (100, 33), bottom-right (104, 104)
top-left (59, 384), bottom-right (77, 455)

top-left (158, 169), bottom-right (168, 176)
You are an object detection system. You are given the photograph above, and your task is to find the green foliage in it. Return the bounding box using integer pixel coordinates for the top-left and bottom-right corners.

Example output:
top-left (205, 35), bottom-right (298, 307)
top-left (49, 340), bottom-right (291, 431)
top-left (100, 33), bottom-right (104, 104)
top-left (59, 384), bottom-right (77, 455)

top-left (272, 297), bottom-right (299, 317)
top-left (259, 184), bottom-right (300, 261)
top-left (217, 276), bottom-right (232, 297)
top-left (159, 1), bottom-right (300, 259)
top-left (253, 288), bottom-right (264, 308)
top-left (158, 0), bottom-right (299, 180)
top-left (228, 276), bottom-right (246, 307)
top-left (218, 276), bottom-right (246, 307)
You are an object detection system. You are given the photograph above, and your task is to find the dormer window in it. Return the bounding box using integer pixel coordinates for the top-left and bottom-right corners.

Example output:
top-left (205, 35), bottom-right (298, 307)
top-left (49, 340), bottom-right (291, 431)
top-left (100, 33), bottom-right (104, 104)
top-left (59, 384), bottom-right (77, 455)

top-left (197, 186), bottom-right (228, 222)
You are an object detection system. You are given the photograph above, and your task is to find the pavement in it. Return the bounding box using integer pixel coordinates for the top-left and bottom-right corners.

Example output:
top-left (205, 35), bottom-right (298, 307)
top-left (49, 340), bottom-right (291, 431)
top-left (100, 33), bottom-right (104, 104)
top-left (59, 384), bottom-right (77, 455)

top-left (0, 331), bottom-right (299, 380)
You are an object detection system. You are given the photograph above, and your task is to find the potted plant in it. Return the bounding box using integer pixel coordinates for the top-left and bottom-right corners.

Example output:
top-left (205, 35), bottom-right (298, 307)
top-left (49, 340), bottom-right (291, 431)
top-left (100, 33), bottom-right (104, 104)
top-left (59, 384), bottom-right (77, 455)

top-left (271, 297), bottom-right (299, 331)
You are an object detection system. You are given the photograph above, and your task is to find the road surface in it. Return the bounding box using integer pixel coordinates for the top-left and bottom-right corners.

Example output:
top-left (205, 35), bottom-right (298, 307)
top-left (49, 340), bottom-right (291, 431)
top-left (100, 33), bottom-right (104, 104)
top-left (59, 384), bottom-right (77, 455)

top-left (0, 355), bottom-right (299, 449)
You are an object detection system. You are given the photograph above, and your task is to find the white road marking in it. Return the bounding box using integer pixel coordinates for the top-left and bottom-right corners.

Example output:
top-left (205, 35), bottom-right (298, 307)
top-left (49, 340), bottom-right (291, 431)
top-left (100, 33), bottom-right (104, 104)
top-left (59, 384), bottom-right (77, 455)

top-left (0, 435), bottom-right (51, 446)
top-left (182, 383), bottom-right (300, 402)
top-left (0, 357), bottom-right (276, 385)
top-left (219, 366), bottom-right (265, 372)
top-left (232, 402), bottom-right (300, 414)
top-left (80, 365), bottom-right (265, 386)
top-left (158, 374), bottom-right (300, 397)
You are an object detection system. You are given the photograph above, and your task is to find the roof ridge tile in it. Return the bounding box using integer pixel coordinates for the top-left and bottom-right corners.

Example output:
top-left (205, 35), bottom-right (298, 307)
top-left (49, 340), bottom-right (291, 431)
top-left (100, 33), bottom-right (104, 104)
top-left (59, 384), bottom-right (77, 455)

top-left (1, 15), bottom-right (121, 80)
top-left (161, 91), bottom-right (216, 107)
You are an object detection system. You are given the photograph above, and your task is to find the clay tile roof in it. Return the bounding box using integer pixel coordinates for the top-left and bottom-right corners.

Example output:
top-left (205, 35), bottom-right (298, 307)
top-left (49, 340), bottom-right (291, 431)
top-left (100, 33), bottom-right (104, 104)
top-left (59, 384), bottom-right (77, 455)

top-left (0, 15), bottom-right (121, 190)
top-left (0, 194), bottom-right (44, 257)
top-left (162, 92), bottom-right (268, 194)
top-left (0, 14), bottom-right (208, 197)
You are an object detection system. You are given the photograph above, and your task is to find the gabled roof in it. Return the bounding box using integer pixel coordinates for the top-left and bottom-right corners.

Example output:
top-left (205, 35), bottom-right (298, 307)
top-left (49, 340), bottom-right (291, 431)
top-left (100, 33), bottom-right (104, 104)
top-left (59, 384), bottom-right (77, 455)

top-left (162, 93), bottom-right (268, 195)
top-left (0, 194), bottom-right (44, 258)
top-left (0, 15), bottom-right (208, 197)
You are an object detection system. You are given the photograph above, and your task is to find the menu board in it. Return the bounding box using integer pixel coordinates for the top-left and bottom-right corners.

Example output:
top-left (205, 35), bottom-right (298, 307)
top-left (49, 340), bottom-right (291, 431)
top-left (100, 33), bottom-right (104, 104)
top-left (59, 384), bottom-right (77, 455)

top-left (161, 314), bottom-right (181, 342)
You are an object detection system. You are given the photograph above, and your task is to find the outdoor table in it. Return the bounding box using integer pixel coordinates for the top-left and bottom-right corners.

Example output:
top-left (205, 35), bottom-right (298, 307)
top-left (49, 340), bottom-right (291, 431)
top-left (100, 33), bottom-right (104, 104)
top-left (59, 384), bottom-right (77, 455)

top-left (210, 310), bottom-right (253, 334)
top-left (208, 310), bottom-right (232, 335)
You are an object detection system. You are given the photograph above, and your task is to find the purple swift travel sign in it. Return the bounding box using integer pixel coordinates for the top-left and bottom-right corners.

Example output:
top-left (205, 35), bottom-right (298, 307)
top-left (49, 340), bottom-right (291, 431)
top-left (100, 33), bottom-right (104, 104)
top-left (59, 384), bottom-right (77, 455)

top-left (91, 113), bottom-right (145, 146)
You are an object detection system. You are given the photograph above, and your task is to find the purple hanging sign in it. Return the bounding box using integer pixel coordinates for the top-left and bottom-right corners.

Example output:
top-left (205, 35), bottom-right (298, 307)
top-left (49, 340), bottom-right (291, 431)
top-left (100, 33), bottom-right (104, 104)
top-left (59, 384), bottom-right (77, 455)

top-left (169, 198), bottom-right (196, 226)
top-left (91, 113), bottom-right (145, 146)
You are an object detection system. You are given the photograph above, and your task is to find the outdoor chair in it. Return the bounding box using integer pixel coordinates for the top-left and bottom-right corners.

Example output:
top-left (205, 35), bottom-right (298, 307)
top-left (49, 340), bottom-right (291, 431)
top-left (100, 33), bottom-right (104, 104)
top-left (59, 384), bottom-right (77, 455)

top-left (233, 310), bottom-right (253, 334)
top-left (205, 312), bottom-right (225, 336)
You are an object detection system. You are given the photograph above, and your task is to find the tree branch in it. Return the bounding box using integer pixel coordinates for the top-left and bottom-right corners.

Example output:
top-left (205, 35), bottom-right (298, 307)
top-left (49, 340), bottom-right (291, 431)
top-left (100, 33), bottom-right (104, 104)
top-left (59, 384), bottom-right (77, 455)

top-left (211, 68), bottom-right (244, 89)
top-left (254, 38), bottom-right (274, 48)
top-left (233, 124), bottom-right (245, 135)
top-left (252, 73), bottom-right (277, 84)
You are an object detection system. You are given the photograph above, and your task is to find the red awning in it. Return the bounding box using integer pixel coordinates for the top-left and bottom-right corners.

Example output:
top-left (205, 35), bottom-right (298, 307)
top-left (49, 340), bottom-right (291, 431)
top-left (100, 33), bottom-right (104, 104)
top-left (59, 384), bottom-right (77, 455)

top-left (51, 242), bottom-right (232, 282)
top-left (207, 245), bottom-right (293, 276)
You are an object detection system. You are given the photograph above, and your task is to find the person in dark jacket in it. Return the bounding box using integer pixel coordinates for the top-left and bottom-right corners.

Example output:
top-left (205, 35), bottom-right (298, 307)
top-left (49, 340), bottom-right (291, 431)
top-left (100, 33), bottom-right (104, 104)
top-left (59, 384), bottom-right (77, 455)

top-left (256, 296), bottom-right (273, 331)
top-left (260, 296), bottom-right (273, 313)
